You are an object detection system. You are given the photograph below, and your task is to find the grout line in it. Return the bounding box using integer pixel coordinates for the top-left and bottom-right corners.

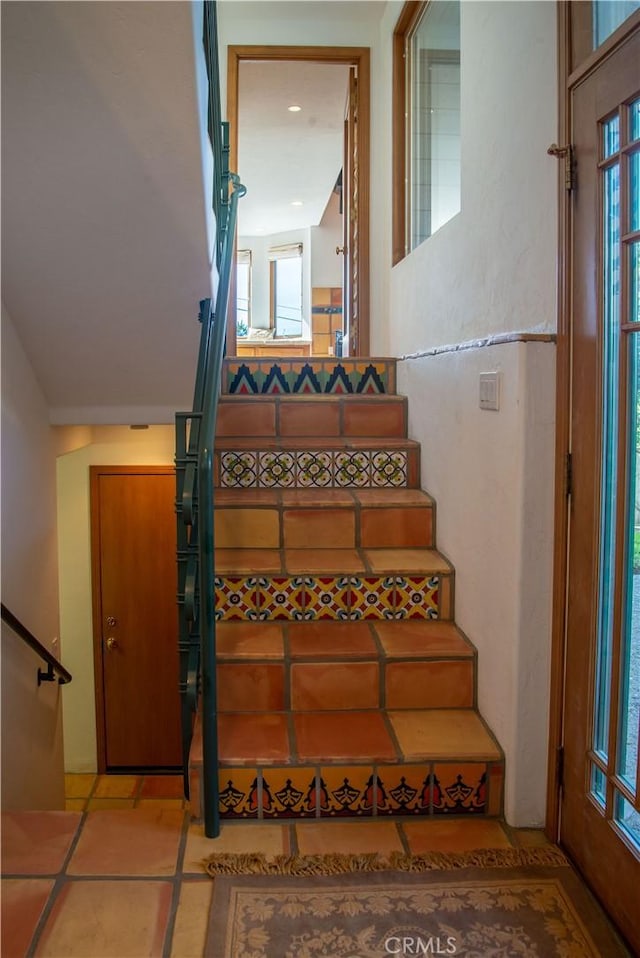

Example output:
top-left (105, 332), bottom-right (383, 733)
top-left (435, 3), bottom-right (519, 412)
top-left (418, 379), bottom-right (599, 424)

top-left (162, 812), bottom-right (192, 958)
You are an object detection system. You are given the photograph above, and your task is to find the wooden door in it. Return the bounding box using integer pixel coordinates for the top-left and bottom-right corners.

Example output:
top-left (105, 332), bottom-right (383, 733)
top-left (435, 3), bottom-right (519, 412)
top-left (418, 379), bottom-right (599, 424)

top-left (562, 20), bottom-right (640, 951)
top-left (91, 467), bottom-right (181, 770)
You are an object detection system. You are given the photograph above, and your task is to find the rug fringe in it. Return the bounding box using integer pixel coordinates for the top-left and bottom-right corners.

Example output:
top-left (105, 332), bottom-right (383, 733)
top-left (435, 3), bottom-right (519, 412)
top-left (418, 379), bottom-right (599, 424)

top-left (202, 845), bottom-right (568, 877)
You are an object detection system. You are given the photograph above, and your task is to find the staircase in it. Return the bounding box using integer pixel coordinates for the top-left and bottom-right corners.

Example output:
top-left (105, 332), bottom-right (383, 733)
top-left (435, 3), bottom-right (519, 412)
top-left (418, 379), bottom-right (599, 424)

top-left (188, 356), bottom-right (504, 823)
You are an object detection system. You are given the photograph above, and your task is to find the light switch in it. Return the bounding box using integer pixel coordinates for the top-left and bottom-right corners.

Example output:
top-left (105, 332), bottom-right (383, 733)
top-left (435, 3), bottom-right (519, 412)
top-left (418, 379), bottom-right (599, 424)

top-left (479, 372), bottom-right (500, 411)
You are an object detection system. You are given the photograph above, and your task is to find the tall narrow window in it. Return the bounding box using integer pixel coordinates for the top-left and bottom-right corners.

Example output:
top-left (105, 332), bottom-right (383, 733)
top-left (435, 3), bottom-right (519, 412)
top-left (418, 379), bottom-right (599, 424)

top-left (393, 0), bottom-right (461, 261)
top-left (269, 244), bottom-right (303, 337)
top-left (236, 249), bottom-right (251, 336)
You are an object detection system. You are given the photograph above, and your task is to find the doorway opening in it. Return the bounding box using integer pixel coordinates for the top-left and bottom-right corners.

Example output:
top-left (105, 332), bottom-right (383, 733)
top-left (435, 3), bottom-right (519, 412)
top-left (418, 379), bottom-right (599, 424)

top-left (227, 46), bottom-right (370, 357)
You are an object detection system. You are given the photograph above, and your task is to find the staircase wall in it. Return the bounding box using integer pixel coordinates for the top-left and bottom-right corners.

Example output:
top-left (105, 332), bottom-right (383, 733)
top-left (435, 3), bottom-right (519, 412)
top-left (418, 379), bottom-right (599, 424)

top-left (1, 305), bottom-right (65, 810)
top-left (398, 343), bottom-right (555, 828)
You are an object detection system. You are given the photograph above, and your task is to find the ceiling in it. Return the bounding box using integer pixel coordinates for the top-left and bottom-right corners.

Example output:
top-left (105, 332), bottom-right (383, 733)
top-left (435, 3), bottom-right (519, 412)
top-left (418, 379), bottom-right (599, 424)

top-left (1, 1), bottom-right (210, 424)
top-left (237, 60), bottom-right (350, 237)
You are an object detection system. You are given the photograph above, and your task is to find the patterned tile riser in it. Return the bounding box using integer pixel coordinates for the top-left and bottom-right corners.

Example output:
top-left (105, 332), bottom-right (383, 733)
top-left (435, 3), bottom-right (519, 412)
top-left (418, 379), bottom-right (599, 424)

top-left (214, 576), bottom-right (443, 621)
top-left (223, 361), bottom-right (395, 395)
top-left (218, 449), bottom-right (409, 489)
top-left (215, 762), bottom-right (503, 820)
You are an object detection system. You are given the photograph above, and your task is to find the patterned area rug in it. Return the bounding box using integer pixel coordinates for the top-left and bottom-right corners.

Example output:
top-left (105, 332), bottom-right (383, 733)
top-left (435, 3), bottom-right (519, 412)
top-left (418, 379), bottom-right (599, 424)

top-left (205, 849), bottom-right (629, 957)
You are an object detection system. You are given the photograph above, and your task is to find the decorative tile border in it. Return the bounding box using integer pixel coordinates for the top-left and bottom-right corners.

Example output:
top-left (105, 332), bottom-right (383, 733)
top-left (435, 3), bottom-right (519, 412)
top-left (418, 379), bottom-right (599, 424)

top-left (219, 449), bottom-right (408, 488)
top-left (214, 574), bottom-right (444, 621)
top-left (223, 360), bottom-right (394, 395)
top-left (216, 761), bottom-right (504, 820)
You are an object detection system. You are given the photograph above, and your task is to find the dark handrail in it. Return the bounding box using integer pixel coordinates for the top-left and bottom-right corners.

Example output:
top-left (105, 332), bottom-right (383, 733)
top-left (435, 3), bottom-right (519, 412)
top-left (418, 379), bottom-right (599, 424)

top-left (174, 0), bottom-right (245, 839)
top-left (1, 603), bottom-right (72, 685)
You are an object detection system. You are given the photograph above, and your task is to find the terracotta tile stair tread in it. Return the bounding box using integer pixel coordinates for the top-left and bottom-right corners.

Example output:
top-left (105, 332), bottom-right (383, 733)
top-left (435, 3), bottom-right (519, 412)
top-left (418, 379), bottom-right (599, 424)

top-left (214, 489), bottom-right (433, 508)
top-left (219, 393), bottom-right (407, 405)
top-left (214, 547), bottom-right (453, 576)
top-left (214, 436), bottom-right (420, 450)
top-left (215, 621), bottom-right (474, 662)
top-left (190, 708), bottom-right (501, 767)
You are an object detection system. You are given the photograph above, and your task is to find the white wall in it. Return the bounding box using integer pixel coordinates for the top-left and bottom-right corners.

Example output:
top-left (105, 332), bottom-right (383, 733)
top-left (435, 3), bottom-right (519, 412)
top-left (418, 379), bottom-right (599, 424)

top-left (311, 190), bottom-right (343, 289)
top-left (57, 426), bottom-right (175, 771)
top-left (392, 1), bottom-right (558, 826)
top-left (1, 304), bottom-right (65, 809)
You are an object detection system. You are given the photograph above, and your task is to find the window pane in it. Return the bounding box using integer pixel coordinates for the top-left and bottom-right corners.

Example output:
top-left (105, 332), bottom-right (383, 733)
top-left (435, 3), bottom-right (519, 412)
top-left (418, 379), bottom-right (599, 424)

top-left (614, 791), bottom-right (640, 848)
top-left (590, 763), bottom-right (607, 807)
top-left (632, 243), bottom-right (640, 324)
top-left (632, 99), bottom-right (640, 142)
top-left (603, 114), bottom-right (620, 159)
top-left (594, 162), bottom-right (621, 760)
top-left (274, 256), bottom-right (303, 337)
top-left (236, 262), bottom-right (250, 333)
top-left (593, 1), bottom-right (640, 48)
top-left (408, 0), bottom-right (460, 249)
top-left (631, 149), bottom-right (639, 232)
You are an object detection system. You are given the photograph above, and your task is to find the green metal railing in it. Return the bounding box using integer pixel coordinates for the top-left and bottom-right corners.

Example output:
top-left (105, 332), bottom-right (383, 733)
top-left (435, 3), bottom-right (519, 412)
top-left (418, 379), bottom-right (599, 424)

top-left (175, 0), bottom-right (245, 838)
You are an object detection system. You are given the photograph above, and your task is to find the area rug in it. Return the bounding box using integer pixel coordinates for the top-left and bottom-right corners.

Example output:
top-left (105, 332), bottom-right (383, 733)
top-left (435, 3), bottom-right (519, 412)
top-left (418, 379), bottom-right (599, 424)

top-left (205, 849), bottom-right (629, 957)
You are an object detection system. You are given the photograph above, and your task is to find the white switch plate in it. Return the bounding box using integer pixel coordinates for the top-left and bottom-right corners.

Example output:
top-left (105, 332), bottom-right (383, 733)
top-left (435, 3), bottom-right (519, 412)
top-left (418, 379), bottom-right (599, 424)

top-left (479, 372), bottom-right (500, 411)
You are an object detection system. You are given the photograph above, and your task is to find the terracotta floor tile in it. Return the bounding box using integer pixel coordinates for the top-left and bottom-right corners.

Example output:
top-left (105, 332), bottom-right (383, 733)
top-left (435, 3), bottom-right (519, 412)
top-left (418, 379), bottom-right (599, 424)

top-left (218, 713), bottom-right (290, 763)
top-left (291, 662), bottom-right (379, 711)
top-left (65, 799), bottom-right (86, 812)
top-left (138, 775), bottom-right (185, 800)
top-left (361, 507), bottom-right (432, 549)
top-left (365, 549), bottom-right (453, 574)
top-left (513, 828), bottom-right (551, 847)
top-left (183, 823), bottom-right (289, 872)
top-left (217, 662), bottom-right (285, 711)
top-left (389, 710), bottom-right (502, 761)
top-left (285, 549), bottom-right (365, 573)
top-left (296, 821), bottom-right (403, 856)
top-left (216, 622), bottom-right (284, 660)
top-left (35, 880), bottom-right (172, 957)
top-left (93, 775), bottom-right (139, 799)
top-left (386, 660), bottom-right (474, 709)
top-left (67, 808), bottom-right (183, 876)
top-left (215, 508), bottom-right (280, 549)
top-left (215, 549), bottom-right (282, 573)
top-left (284, 509), bottom-right (355, 549)
top-left (294, 711), bottom-right (397, 761)
top-left (1, 812), bottom-right (81, 875)
top-left (373, 621), bottom-right (473, 658)
top-left (170, 880), bottom-right (213, 957)
top-left (403, 819), bottom-right (512, 854)
top-left (288, 621), bottom-right (377, 658)
top-left (86, 798), bottom-right (136, 811)
top-left (64, 774), bottom-right (96, 799)
top-left (1, 878), bottom-right (54, 957)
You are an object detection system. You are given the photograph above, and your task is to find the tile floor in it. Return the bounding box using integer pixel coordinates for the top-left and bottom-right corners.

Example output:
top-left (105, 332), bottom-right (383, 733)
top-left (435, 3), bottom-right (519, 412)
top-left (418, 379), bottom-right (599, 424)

top-left (1, 774), bottom-right (549, 958)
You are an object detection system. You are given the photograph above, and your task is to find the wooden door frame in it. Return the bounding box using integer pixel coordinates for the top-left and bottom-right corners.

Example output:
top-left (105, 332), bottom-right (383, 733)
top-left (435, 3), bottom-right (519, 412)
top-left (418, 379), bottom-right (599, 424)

top-left (226, 45), bottom-right (371, 356)
top-left (90, 465), bottom-right (175, 773)
top-left (546, 2), bottom-right (640, 841)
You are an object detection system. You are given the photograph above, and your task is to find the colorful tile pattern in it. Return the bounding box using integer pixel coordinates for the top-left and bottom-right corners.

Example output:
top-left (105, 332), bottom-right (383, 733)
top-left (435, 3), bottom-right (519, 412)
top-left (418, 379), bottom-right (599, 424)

top-left (376, 765), bottom-right (431, 816)
top-left (217, 769), bottom-right (259, 819)
top-left (214, 574), bottom-right (443, 621)
top-left (261, 768), bottom-right (317, 819)
top-left (219, 449), bottom-right (409, 489)
top-left (224, 360), bottom-right (394, 395)
top-left (432, 764), bottom-right (487, 815)
top-left (319, 766), bottom-right (375, 817)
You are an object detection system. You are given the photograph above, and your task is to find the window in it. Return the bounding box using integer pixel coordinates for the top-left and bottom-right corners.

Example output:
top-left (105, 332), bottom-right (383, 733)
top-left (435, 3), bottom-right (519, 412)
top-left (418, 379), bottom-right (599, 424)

top-left (236, 249), bottom-right (251, 336)
top-left (269, 244), bottom-right (303, 337)
top-left (393, 0), bottom-right (461, 262)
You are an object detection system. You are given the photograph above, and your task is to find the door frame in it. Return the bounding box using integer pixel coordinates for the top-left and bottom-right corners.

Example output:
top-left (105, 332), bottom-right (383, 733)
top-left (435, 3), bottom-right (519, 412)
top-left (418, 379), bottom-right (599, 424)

top-left (226, 45), bottom-right (371, 356)
top-left (89, 465), bottom-right (176, 773)
top-left (546, 1), bottom-right (640, 840)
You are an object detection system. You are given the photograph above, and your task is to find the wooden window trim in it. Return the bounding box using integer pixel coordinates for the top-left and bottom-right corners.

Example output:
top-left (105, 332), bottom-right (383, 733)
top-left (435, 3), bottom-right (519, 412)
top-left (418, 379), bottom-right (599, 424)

top-left (393, 1), bottom-right (426, 266)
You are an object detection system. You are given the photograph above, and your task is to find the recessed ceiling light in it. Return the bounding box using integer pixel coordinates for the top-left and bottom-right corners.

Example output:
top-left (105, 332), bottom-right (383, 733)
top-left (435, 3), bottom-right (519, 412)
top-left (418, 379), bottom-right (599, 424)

top-left (288, 104), bottom-right (302, 112)
top-left (291, 200), bottom-right (303, 207)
